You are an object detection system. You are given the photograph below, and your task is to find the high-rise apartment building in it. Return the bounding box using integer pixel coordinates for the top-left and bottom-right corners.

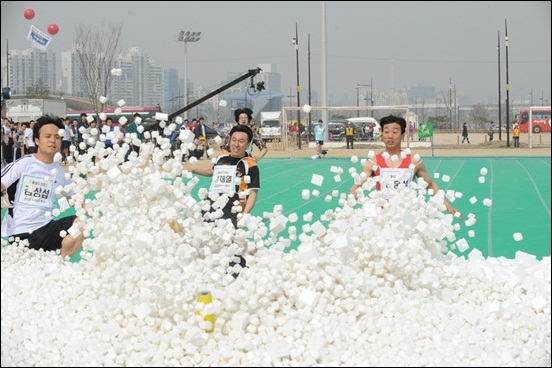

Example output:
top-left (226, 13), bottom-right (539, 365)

top-left (4, 48), bottom-right (57, 97)
top-left (4, 46), bottom-right (283, 117)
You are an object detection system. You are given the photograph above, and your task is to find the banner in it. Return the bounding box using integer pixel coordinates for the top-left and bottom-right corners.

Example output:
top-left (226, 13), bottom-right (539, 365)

top-left (418, 123), bottom-right (434, 139)
top-left (27, 25), bottom-right (52, 51)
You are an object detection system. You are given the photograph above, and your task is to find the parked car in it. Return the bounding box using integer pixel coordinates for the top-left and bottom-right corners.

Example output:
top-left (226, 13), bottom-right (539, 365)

top-left (346, 117), bottom-right (381, 141)
top-left (328, 121), bottom-right (347, 141)
top-left (202, 123), bottom-right (225, 142)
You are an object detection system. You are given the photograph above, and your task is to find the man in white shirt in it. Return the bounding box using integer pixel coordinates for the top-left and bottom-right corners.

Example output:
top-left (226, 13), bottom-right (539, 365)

top-left (22, 122), bottom-right (37, 154)
top-left (1, 115), bottom-right (85, 258)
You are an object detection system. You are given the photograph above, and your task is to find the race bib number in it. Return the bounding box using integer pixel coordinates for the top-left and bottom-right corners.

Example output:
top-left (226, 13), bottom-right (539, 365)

top-left (210, 166), bottom-right (237, 193)
top-left (379, 168), bottom-right (413, 198)
top-left (17, 174), bottom-right (54, 208)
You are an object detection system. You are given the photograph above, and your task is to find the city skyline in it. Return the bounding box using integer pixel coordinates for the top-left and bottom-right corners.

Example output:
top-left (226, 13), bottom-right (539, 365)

top-left (1, 1), bottom-right (551, 106)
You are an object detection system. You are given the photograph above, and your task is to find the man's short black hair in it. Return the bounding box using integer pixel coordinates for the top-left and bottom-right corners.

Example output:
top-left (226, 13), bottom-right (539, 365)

top-left (380, 115), bottom-right (406, 135)
top-left (34, 115), bottom-right (64, 141)
top-left (229, 123), bottom-right (253, 143)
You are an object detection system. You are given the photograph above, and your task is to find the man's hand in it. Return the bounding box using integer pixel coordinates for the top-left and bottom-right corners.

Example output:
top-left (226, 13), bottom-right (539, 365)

top-left (1, 193), bottom-right (13, 209)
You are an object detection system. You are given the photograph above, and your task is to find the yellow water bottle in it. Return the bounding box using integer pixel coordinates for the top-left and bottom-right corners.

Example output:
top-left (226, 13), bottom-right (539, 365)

top-left (196, 291), bottom-right (215, 333)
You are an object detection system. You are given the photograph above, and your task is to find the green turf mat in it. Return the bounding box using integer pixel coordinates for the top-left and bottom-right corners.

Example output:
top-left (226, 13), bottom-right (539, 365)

top-left (3, 156), bottom-right (550, 260)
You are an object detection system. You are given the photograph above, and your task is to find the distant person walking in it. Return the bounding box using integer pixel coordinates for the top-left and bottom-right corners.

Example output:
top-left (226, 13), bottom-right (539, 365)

top-left (345, 121), bottom-right (355, 149)
top-left (124, 113), bottom-right (143, 161)
top-left (313, 119), bottom-right (325, 158)
top-left (488, 122), bottom-right (495, 142)
top-left (408, 121), bottom-right (415, 141)
top-left (76, 113), bottom-right (89, 154)
top-left (461, 122), bottom-right (470, 144)
top-left (512, 122), bottom-right (521, 148)
top-left (367, 123), bottom-right (374, 142)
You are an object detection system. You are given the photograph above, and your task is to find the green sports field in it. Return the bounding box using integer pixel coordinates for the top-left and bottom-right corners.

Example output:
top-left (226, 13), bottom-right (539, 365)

top-left (227, 156), bottom-right (550, 259)
top-left (3, 156), bottom-right (550, 260)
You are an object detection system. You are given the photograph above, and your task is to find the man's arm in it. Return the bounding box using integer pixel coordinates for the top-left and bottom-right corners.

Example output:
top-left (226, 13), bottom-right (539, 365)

top-left (242, 190), bottom-right (258, 213)
top-left (350, 160), bottom-right (375, 197)
top-left (188, 165), bottom-right (213, 177)
top-left (415, 161), bottom-right (462, 219)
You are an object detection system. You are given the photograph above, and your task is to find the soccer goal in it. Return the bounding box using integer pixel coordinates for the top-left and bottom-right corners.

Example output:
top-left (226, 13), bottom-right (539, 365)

top-left (280, 105), bottom-right (410, 150)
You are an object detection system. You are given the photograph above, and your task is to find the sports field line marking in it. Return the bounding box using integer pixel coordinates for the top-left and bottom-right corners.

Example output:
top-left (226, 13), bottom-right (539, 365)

top-left (487, 160), bottom-right (495, 257)
top-left (514, 160), bottom-right (551, 217)
top-left (257, 162), bottom-right (352, 211)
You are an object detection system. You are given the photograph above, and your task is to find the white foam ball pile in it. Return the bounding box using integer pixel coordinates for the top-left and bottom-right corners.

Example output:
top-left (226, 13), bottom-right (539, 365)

top-left (1, 143), bottom-right (550, 366)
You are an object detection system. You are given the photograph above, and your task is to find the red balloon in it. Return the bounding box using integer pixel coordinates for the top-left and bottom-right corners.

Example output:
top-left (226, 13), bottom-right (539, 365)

top-left (47, 24), bottom-right (59, 35)
top-left (23, 8), bottom-right (35, 20)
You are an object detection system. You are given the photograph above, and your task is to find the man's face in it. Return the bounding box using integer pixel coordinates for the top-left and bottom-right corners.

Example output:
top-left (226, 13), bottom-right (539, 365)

top-left (229, 131), bottom-right (249, 157)
top-left (37, 124), bottom-right (62, 155)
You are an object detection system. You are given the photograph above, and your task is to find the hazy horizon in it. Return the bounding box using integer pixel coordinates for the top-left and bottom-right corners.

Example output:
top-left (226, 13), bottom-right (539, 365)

top-left (1, 1), bottom-right (550, 106)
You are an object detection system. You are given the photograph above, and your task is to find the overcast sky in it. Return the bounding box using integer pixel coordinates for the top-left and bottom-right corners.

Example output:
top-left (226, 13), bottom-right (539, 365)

top-left (1, 1), bottom-right (551, 106)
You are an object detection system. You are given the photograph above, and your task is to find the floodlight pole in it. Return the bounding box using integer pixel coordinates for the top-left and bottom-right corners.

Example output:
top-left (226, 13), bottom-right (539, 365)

top-left (178, 31), bottom-right (201, 120)
top-left (449, 77), bottom-right (453, 131)
top-left (308, 33), bottom-right (312, 143)
top-left (505, 19), bottom-right (510, 147)
top-left (293, 23), bottom-right (301, 149)
top-left (497, 31), bottom-right (502, 141)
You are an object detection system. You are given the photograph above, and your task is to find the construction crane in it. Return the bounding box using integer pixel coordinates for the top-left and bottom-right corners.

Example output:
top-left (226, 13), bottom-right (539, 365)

top-left (168, 67), bottom-right (262, 121)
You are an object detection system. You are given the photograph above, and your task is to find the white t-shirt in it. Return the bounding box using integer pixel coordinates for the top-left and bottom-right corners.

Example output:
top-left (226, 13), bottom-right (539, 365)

top-left (1, 155), bottom-right (72, 235)
top-left (24, 128), bottom-right (36, 148)
top-left (63, 124), bottom-right (72, 142)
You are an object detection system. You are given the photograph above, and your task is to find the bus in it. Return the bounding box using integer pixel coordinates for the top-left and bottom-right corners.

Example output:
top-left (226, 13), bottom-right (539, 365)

top-left (517, 107), bottom-right (551, 133)
top-left (65, 105), bottom-right (162, 125)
